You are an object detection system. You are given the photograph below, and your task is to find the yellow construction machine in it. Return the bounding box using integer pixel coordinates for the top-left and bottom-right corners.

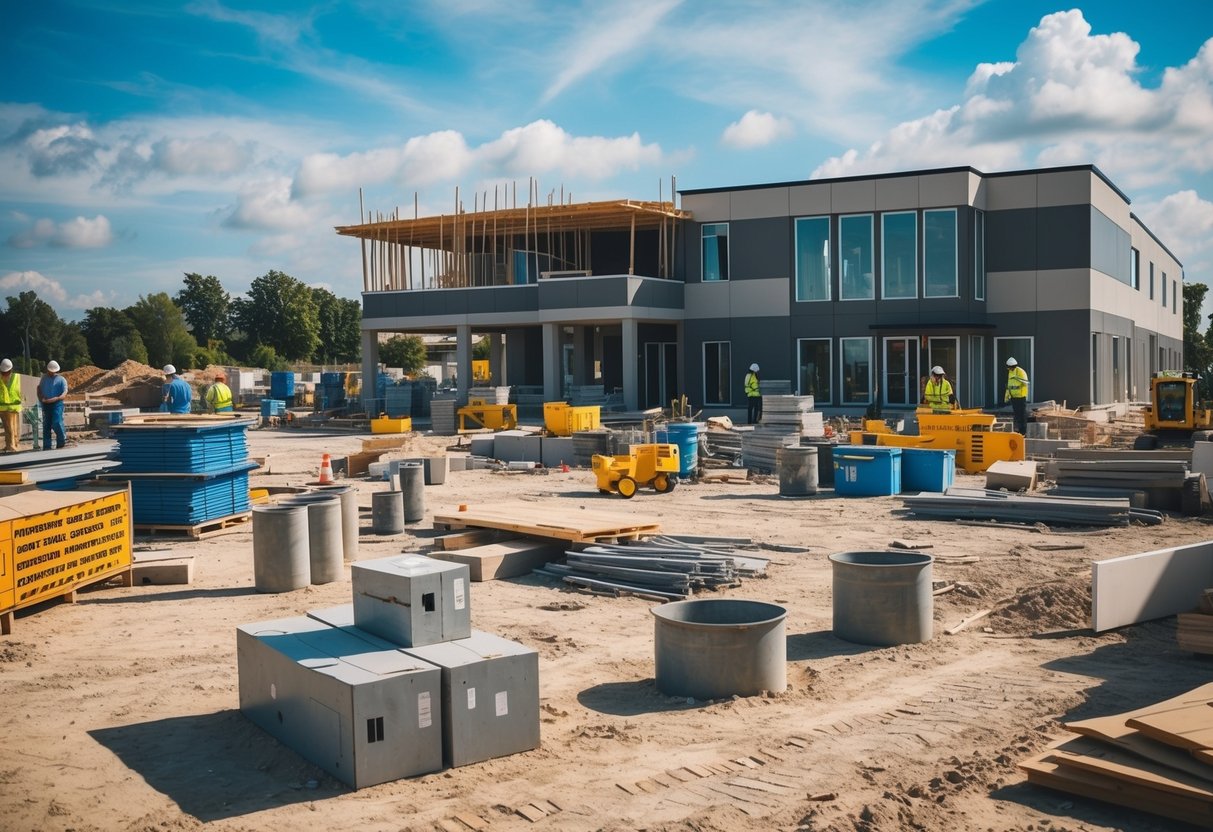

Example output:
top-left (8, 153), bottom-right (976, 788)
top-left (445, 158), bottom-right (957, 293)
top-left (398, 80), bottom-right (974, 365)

top-left (1136, 372), bottom-right (1213, 448)
top-left (457, 397), bottom-right (518, 431)
top-left (592, 444), bottom-right (680, 498)
top-left (543, 401), bottom-right (601, 436)
top-left (849, 407), bottom-right (1025, 473)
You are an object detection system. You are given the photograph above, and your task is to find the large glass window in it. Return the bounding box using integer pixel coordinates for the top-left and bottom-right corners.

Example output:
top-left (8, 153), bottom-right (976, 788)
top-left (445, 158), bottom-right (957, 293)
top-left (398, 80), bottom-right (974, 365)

top-left (881, 212), bottom-right (917, 299)
top-left (702, 224), bottom-right (729, 282)
top-left (794, 217), bottom-right (831, 301)
top-left (924, 209), bottom-right (958, 297)
top-left (841, 337), bottom-right (872, 404)
top-left (797, 338), bottom-right (832, 404)
top-left (974, 210), bottom-right (986, 300)
top-left (839, 215), bottom-right (874, 300)
top-left (703, 341), bottom-right (731, 405)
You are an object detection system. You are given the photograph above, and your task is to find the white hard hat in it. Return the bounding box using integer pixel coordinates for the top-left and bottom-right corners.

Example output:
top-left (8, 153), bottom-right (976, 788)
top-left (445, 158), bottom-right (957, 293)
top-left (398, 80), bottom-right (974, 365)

top-left (163, 364), bottom-right (177, 375)
top-left (931, 365), bottom-right (944, 376)
top-left (1006, 357), bottom-right (1018, 367)
top-left (46, 360), bottom-right (60, 372)
top-left (749, 363), bottom-right (759, 372)
top-left (0, 359), bottom-right (11, 373)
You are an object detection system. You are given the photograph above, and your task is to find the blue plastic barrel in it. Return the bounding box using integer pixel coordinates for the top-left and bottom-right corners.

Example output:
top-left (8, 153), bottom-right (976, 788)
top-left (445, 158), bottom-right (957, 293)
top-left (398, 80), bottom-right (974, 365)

top-left (270, 371), bottom-right (295, 399)
top-left (657, 422), bottom-right (700, 477)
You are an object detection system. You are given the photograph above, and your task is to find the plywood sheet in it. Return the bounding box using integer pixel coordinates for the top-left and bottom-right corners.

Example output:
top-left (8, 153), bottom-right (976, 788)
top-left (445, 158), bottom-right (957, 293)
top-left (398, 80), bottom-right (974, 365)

top-left (432, 504), bottom-right (660, 542)
top-left (1048, 736), bottom-right (1213, 800)
top-left (1091, 540), bottom-right (1213, 631)
top-left (1127, 703), bottom-right (1213, 753)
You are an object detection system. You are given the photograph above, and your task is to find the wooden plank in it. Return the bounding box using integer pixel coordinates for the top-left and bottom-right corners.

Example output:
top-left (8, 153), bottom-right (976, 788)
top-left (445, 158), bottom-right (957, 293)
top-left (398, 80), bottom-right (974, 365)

top-left (438, 528), bottom-right (517, 550)
top-left (1127, 703), bottom-right (1213, 753)
top-left (0, 471), bottom-right (28, 484)
top-left (431, 539), bottom-right (563, 581)
top-left (944, 608), bottom-right (992, 635)
top-left (432, 504), bottom-right (660, 542)
top-left (1049, 737), bottom-right (1213, 801)
top-left (1091, 540), bottom-right (1213, 631)
top-left (133, 511), bottom-right (251, 540)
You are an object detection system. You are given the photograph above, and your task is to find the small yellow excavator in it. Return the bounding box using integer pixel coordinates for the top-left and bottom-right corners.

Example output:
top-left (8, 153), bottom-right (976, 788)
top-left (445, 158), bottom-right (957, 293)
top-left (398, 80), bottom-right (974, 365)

top-left (1136, 372), bottom-right (1213, 449)
top-left (592, 444), bottom-right (681, 498)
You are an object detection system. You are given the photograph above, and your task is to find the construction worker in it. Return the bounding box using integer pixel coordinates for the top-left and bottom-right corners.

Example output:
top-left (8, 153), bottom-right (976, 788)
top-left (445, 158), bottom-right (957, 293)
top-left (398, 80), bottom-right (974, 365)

top-left (1005, 357), bottom-right (1030, 435)
top-left (744, 362), bottom-right (762, 424)
top-left (0, 359), bottom-right (22, 452)
top-left (161, 364), bottom-right (193, 414)
top-left (922, 365), bottom-right (956, 410)
top-left (205, 372), bottom-right (234, 413)
top-left (38, 360), bottom-right (67, 449)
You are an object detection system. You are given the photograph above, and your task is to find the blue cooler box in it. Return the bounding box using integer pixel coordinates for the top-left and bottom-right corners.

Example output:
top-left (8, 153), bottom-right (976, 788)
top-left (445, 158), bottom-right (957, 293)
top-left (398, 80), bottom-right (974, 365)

top-left (900, 448), bottom-right (956, 493)
top-left (834, 446), bottom-right (902, 496)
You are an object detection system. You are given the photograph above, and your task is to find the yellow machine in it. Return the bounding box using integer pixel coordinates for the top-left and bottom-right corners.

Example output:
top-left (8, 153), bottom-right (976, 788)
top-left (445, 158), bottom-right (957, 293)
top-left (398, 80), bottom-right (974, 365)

top-left (592, 444), bottom-right (680, 498)
top-left (849, 407), bottom-right (1025, 473)
top-left (1138, 372), bottom-right (1213, 448)
top-left (543, 402), bottom-right (602, 436)
top-left (457, 398), bottom-right (518, 431)
top-left (472, 359), bottom-right (491, 383)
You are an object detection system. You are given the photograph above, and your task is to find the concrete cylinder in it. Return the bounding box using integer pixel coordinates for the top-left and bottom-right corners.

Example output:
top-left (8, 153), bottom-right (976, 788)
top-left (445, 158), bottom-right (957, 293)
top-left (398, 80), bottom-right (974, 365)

top-left (778, 445), bottom-right (819, 497)
top-left (398, 462), bottom-right (425, 523)
top-left (252, 504), bottom-right (310, 592)
top-left (310, 484), bottom-right (360, 562)
top-left (830, 551), bottom-right (933, 645)
top-left (372, 490), bottom-right (405, 534)
top-left (282, 494), bottom-right (344, 585)
top-left (652, 599), bottom-right (787, 700)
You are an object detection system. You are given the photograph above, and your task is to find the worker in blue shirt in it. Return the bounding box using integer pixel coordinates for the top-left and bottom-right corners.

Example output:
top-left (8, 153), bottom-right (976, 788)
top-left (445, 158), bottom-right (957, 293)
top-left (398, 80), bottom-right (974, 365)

top-left (161, 364), bottom-right (193, 414)
top-left (38, 360), bottom-right (68, 449)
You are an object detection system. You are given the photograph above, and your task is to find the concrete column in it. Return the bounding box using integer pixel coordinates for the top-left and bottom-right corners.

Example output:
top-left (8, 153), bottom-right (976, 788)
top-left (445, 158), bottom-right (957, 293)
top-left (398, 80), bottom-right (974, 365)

top-left (571, 326), bottom-right (588, 386)
top-left (490, 333), bottom-right (505, 387)
top-left (360, 330), bottom-right (379, 413)
top-left (622, 318), bottom-right (638, 411)
top-left (542, 323), bottom-right (560, 402)
top-left (455, 324), bottom-right (472, 403)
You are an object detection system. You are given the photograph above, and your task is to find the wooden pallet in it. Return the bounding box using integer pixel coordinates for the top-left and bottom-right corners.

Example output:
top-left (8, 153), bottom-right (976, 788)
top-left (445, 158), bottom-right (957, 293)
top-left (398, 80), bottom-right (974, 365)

top-left (432, 504), bottom-right (660, 543)
top-left (134, 511), bottom-right (252, 539)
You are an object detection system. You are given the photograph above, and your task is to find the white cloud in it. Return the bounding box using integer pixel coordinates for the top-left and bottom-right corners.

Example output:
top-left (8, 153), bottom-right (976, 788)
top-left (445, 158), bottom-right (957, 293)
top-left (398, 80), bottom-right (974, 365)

top-left (7, 215), bottom-right (113, 249)
top-left (1137, 191), bottom-right (1213, 289)
top-left (151, 134), bottom-right (255, 176)
top-left (223, 176), bottom-right (322, 231)
top-left (812, 11), bottom-right (1213, 184)
top-left (721, 110), bottom-right (794, 149)
top-left (0, 270), bottom-right (68, 302)
top-left (478, 120), bottom-right (660, 179)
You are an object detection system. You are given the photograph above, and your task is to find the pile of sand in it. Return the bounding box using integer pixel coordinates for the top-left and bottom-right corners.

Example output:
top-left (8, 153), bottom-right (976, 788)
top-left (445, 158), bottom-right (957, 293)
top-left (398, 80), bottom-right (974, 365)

top-left (62, 365), bottom-right (107, 390)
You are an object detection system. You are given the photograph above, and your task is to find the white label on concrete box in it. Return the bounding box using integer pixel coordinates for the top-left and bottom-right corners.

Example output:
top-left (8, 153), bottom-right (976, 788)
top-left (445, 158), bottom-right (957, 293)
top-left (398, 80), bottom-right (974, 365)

top-left (495, 690), bottom-right (508, 716)
top-left (453, 578), bottom-right (466, 609)
top-left (467, 687), bottom-right (476, 710)
top-left (418, 691), bottom-right (432, 728)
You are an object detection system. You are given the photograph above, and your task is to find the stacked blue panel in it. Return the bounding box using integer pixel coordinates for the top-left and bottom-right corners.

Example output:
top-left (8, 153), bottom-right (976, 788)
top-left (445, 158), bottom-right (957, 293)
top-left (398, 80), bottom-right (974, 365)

top-left (126, 462), bottom-right (257, 524)
top-left (384, 383), bottom-right (413, 417)
top-left (114, 425), bottom-right (248, 473)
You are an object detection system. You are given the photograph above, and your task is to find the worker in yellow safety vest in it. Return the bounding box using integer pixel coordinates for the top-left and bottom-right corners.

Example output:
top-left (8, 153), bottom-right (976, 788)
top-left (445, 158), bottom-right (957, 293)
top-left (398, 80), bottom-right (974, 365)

top-left (1004, 357), bottom-right (1030, 434)
top-left (205, 372), bottom-right (234, 413)
top-left (922, 366), bottom-right (956, 410)
top-left (0, 358), bottom-right (22, 452)
top-left (744, 363), bottom-right (762, 424)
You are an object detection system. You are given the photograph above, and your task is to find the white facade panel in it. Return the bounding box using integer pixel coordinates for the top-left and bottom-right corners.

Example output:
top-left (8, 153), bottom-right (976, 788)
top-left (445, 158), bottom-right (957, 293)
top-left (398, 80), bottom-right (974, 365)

top-left (1036, 170), bottom-right (1092, 207)
top-left (917, 172), bottom-right (970, 207)
top-left (680, 192), bottom-right (731, 222)
top-left (831, 179), bottom-right (877, 213)
top-left (1034, 268), bottom-right (1091, 312)
top-left (789, 183), bottom-right (832, 215)
top-left (730, 187), bottom-right (790, 220)
top-left (985, 174), bottom-right (1038, 210)
top-left (986, 270), bottom-right (1039, 313)
top-left (875, 176), bottom-right (919, 210)
top-left (683, 282), bottom-right (732, 320)
top-left (730, 278), bottom-right (790, 318)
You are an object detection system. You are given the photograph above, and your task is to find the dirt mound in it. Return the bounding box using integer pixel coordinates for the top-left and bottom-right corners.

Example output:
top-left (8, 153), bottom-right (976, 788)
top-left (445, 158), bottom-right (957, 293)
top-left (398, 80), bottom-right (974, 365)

top-left (73, 359), bottom-right (163, 395)
top-left (62, 365), bottom-right (106, 389)
top-left (992, 578), bottom-right (1090, 634)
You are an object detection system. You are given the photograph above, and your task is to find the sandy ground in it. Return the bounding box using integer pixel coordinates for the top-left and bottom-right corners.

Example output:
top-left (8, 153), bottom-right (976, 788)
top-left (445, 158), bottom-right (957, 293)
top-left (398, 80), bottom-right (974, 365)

top-left (2, 428), bottom-right (1211, 832)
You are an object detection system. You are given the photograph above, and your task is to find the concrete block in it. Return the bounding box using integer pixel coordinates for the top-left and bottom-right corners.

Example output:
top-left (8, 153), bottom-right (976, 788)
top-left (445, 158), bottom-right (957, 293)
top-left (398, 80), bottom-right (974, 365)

top-left (540, 437), bottom-right (575, 469)
top-left (985, 460), bottom-right (1038, 491)
top-left (1093, 541), bottom-right (1213, 631)
top-left (493, 431), bottom-right (542, 463)
top-left (352, 555), bottom-right (471, 647)
top-left (448, 455), bottom-right (468, 472)
top-left (131, 559), bottom-right (194, 585)
top-left (1025, 438), bottom-right (1081, 457)
top-left (468, 435), bottom-right (495, 458)
top-left (423, 456), bottom-right (449, 486)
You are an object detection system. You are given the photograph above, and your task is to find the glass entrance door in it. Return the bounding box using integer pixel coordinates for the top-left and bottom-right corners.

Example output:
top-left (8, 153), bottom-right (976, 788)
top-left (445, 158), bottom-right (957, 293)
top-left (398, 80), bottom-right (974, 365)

top-left (643, 342), bottom-right (678, 409)
top-left (883, 337), bottom-right (918, 407)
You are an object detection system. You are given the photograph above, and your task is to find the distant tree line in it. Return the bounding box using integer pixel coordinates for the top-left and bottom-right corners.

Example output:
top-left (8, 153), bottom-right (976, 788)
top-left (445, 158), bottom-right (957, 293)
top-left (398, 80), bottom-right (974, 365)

top-left (0, 270), bottom-right (362, 373)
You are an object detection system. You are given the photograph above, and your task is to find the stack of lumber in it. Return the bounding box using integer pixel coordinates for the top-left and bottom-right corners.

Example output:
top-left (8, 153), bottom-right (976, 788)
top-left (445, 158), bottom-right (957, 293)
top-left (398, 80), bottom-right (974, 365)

top-left (1178, 589), bottom-right (1213, 654)
top-left (903, 486), bottom-right (1163, 526)
top-left (468, 386), bottom-right (510, 404)
top-left (759, 395), bottom-right (824, 436)
top-left (701, 427), bottom-right (744, 467)
top-left (535, 535), bottom-right (769, 601)
top-left (1020, 682), bottom-right (1213, 827)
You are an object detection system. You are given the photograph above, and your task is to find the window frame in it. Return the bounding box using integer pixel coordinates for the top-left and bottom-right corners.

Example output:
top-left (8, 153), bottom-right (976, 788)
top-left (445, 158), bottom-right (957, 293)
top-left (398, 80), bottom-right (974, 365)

top-left (701, 223), bottom-right (730, 283)
top-left (794, 215), bottom-right (832, 302)
top-left (702, 340), bottom-right (732, 406)
top-left (796, 337), bottom-right (833, 405)
top-left (923, 208), bottom-right (959, 298)
top-left (1130, 247), bottom-right (1140, 291)
top-left (839, 214), bottom-right (875, 301)
top-left (974, 209), bottom-right (986, 301)
top-left (840, 336), bottom-right (873, 405)
top-left (880, 211), bottom-right (918, 300)
top-left (1162, 271), bottom-right (1167, 306)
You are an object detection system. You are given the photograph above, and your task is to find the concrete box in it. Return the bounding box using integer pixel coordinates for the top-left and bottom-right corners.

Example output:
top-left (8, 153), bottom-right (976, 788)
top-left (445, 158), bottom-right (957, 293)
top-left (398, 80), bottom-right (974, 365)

top-left (236, 615), bottom-right (444, 789)
top-left (468, 436), bottom-right (495, 458)
top-left (352, 555), bottom-right (471, 647)
top-left (493, 431), bottom-right (542, 463)
top-left (423, 456), bottom-right (449, 485)
top-left (402, 630), bottom-right (540, 768)
top-left (540, 437), bottom-right (575, 469)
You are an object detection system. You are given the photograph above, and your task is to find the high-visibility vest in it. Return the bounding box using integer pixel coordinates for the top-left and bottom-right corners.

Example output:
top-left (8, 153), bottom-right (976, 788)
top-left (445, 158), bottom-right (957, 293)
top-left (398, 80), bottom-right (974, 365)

top-left (923, 377), bottom-right (953, 408)
top-left (0, 373), bottom-right (21, 412)
top-left (1006, 367), bottom-right (1029, 400)
top-left (744, 372), bottom-right (760, 398)
top-left (206, 382), bottom-right (233, 412)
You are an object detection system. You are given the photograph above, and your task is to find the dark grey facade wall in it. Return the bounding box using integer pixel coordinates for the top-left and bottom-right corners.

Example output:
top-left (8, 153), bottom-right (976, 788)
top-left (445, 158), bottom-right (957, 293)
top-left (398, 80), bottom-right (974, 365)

top-left (363, 285), bottom-right (541, 322)
top-left (986, 309), bottom-right (1092, 407)
top-left (588, 229), bottom-right (662, 276)
top-left (985, 205), bottom-right (1089, 272)
top-left (684, 316), bottom-right (791, 407)
top-left (632, 278), bottom-right (684, 309)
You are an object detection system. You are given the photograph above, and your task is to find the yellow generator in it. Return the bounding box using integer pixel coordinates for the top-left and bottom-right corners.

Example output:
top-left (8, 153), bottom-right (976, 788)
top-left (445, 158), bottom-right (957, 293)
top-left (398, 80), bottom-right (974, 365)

top-left (457, 398), bottom-right (518, 431)
top-left (543, 401), bottom-right (601, 436)
top-left (592, 444), bottom-right (680, 498)
top-left (849, 407), bottom-right (1024, 473)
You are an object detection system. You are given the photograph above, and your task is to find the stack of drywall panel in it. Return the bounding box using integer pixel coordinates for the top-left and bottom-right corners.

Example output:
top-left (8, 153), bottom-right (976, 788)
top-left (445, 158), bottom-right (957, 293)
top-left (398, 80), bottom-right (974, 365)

top-left (759, 395), bottom-right (824, 436)
top-left (741, 426), bottom-right (799, 473)
top-left (430, 398), bottom-right (457, 435)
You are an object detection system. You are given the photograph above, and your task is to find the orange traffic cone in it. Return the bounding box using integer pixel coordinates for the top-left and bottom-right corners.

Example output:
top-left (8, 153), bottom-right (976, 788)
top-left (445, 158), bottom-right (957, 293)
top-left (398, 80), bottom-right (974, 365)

top-left (317, 453), bottom-right (334, 484)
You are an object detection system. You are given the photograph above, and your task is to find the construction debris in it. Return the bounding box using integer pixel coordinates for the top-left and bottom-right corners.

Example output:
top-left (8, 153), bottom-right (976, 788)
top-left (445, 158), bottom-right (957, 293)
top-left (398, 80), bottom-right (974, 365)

top-left (903, 486), bottom-right (1163, 527)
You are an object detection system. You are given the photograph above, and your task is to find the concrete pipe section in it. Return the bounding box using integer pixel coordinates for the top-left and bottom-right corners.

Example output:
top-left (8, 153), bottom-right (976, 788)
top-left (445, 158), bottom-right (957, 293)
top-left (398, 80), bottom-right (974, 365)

top-left (372, 490), bottom-right (405, 534)
top-left (829, 551), bottom-right (933, 645)
top-left (652, 599), bottom-right (787, 700)
top-left (309, 484), bottom-right (360, 562)
top-left (398, 462), bottom-right (425, 523)
top-left (280, 494), bottom-right (344, 584)
top-left (778, 445), bottom-right (819, 496)
top-left (251, 504), bottom-right (311, 592)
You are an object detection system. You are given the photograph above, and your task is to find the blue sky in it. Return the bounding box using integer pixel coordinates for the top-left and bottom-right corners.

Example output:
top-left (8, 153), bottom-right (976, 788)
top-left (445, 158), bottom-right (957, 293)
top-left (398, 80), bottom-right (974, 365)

top-left (2, 1), bottom-right (1212, 322)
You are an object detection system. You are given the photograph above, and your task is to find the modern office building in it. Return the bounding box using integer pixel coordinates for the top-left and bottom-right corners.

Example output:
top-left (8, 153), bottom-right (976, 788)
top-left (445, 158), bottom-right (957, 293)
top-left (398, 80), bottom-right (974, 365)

top-left (346, 165), bottom-right (1183, 419)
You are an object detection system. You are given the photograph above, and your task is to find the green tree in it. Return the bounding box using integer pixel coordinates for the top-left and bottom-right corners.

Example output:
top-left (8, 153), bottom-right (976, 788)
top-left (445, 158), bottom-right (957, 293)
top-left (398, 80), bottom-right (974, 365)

top-left (472, 335), bottom-right (490, 360)
top-left (126, 292), bottom-right (198, 369)
top-left (232, 271), bottom-right (320, 361)
top-left (3, 291), bottom-right (62, 372)
top-left (57, 322), bottom-right (92, 370)
top-left (81, 307), bottom-right (148, 368)
top-left (379, 334), bottom-right (427, 375)
top-left (313, 288), bottom-right (361, 363)
top-left (174, 273), bottom-right (231, 345)
top-left (1188, 281), bottom-right (1213, 398)
top-left (248, 343), bottom-right (289, 371)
